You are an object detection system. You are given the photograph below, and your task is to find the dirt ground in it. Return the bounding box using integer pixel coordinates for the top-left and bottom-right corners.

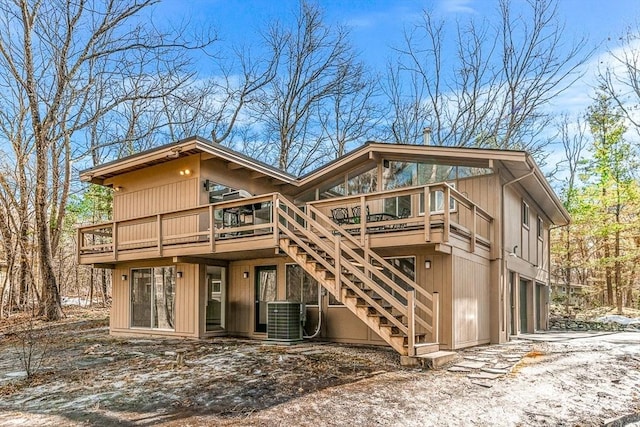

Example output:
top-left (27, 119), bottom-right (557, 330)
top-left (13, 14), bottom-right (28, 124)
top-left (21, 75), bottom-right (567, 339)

top-left (0, 307), bottom-right (639, 426)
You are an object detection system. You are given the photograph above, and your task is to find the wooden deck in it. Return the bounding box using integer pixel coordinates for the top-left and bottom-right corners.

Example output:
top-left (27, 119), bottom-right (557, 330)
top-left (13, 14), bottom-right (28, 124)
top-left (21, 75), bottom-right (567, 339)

top-left (77, 184), bottom-right (493, 265)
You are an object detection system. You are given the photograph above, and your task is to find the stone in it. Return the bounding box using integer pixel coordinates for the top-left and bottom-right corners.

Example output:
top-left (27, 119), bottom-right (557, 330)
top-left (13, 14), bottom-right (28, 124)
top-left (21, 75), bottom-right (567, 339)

top-left (448, 366), bottom-right (472, 373)
top-left (454, 360), bottom-right (486, 369)
top-left (468, 372), bottom-right (502, 380)
top-left (471, 380), bottom-right (493, 388)
top-left (481, 367), bottom-right (509, 374)
top-left (492, 363), bottom-right (512, 370)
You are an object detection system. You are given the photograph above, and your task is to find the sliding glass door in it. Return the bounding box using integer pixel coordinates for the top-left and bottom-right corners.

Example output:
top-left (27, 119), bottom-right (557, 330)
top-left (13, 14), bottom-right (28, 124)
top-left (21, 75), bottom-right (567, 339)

top-left (131, 267), bottom-right (176, 330)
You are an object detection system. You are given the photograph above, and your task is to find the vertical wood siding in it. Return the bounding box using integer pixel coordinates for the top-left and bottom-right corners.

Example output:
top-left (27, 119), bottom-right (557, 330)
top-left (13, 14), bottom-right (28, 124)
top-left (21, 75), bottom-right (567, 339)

top-left (175, 263), bottom-right (198, 336)
top-left (114, 178), bottom-right (197, 220)
top-left (112, 267), bottom-right (130, 330)
top-left (452, 254), bottom-right (491, 347)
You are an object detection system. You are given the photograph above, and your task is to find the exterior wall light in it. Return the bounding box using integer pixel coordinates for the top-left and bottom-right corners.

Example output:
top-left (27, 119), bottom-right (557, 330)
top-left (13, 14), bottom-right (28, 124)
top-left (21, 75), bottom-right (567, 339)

top-left (176, 271), bottom-right (183, 278)
top-left (424, 260), bottom-right (431, 269)
top-left (121, 274), bottom-right (128, 281)
top-left (179, 169), bottom-right (191, 176)
top-left (243, 271), bottom-right (249, 279)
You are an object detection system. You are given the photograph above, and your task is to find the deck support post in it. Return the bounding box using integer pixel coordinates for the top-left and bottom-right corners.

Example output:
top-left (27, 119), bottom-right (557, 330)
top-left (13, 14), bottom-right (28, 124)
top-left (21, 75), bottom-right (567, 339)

top-left (112, 222), bottom-right (118, 261)
top-left (424, 186), bottom-right (431, 241)
top-left (209, 205), bottom-right (215, 253)
top-left (432, 291), bottom-right (440, 344)
top-left (407, 290), bottom-right (416, 356)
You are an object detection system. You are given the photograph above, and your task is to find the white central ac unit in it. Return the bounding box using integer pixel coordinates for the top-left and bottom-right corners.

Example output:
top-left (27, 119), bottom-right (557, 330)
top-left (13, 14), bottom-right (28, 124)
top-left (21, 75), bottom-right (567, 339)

top-left (267, 301), bottom-right (305, 342)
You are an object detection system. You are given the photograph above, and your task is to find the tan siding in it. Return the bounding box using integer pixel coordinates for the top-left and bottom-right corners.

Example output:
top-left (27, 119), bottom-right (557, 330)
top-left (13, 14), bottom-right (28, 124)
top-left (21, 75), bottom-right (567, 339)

top-left (175, 263), bottom-right (198, 336)
top-left (452, 252), bottom-right (490, 348)
top-left (111, 267), bottom-right (130, 330)
top-left (420, 253), bottom-right (451, 347)
top-left (114, 178), bottom-right (198, 221)
top-left (227, 261), bottom-right (258, 336)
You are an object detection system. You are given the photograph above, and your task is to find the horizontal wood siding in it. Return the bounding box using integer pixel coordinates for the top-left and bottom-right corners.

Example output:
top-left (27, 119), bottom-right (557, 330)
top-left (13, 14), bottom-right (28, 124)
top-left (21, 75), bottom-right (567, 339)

top-left (452, 252), bottom-right (491, 348)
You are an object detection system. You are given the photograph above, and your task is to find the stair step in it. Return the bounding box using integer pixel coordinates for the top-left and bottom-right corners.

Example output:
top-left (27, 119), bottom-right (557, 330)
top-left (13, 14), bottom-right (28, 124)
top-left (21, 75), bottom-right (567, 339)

top-left (418, 350), bottom-right (456, 369)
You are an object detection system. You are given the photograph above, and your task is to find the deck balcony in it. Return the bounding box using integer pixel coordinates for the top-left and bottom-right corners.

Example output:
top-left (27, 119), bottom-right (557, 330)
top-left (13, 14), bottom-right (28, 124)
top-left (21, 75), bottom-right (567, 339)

top-left (77, 183), bottom-right (494, 265)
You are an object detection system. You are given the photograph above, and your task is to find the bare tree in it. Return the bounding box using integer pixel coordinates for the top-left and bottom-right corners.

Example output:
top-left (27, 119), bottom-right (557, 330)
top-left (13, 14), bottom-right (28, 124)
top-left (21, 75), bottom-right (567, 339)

top-left (387, 0), bottom-right (590, 152)
top-left (0, 0), bottom-right (212, 320)
top-left (600, 24), bottom-right (640, 143)
top-left (253, 1), bottom-right (371, 173)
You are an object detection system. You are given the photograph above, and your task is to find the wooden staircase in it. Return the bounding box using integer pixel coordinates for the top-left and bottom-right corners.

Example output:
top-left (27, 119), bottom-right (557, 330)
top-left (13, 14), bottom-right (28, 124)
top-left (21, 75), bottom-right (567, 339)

top-left (275, 197), bottom-right (440, 357)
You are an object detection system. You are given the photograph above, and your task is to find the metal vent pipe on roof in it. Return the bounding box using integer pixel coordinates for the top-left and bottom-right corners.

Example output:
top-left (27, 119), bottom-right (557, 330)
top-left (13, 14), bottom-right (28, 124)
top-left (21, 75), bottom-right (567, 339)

top-left (423, 127), bottom-right (432, 145)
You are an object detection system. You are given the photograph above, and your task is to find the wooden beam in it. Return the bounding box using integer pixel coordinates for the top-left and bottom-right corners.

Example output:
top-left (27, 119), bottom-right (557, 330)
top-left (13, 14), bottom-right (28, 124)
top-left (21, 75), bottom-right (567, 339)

top-left (92, 263), bottom-right (116, 270)
top-left (227, 162), bottom-right (243, 170)
top-left (250, 171), bottom-right (266, 180)
top-left (172, 256), bottom-right (229, 267)
top-left (435, 243), bottom-right (452, 254)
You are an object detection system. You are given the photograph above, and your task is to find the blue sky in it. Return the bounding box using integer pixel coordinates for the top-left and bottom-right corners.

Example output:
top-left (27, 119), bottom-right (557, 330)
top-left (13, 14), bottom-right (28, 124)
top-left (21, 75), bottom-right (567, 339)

top-left (151, 0), bottom-right (640, 181)
top-left (155, 0), bottom-right (640, 115)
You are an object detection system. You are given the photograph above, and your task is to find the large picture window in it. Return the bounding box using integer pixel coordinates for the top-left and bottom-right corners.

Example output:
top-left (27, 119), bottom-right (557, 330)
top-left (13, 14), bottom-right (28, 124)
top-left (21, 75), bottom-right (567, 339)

top-left (131, 267), bottom-right (176, 330)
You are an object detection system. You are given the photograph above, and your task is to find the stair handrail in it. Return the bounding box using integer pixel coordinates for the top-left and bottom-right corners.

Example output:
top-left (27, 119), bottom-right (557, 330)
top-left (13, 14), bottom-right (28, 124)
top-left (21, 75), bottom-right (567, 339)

top-left (276, 199), bottom-right (410, 334)
top-left (306, 203), bottom-right (434, 333)
top-left (276, 199), bottom-right (410, 312)
top-left (306, 203), bottom-right (435, 308)
top-left (276, 199), bottom-right (438, 355)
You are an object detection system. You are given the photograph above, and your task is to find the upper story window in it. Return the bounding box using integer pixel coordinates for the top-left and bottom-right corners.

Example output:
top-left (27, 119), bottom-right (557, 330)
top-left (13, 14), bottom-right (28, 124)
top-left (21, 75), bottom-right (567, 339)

top-left (323, 166), bottom-right (377, 199)
top-left (522, 201), bottom-right (530, 228)
top-left (537, 216), bottom-right (543, 239)
top-left (382, 161), bottom-right (492, 191)
top-left (347, 168), bottom-right (377, 195)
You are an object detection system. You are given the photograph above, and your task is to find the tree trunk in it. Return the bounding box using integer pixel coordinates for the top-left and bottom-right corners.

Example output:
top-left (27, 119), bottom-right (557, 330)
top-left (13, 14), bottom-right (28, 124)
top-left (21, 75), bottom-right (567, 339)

top-left (101, 269), bottom-right (108, 305)
top-left (604, 241), bottom-right (613, 305)
top-left (614, 227), bottom-right (622, 314)
top-left (35, 140), bottom-right (63, 321)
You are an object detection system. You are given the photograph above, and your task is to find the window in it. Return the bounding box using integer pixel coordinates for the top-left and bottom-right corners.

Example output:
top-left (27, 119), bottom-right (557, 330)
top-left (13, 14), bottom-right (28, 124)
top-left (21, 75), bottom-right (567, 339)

top-left (131, 267), bottom-right (175, 330)
top-left (537, 217), bottom-right (543, 239)
top-left (347, 168), bottom-right (378, 195)
top-left (286, 264), bottom-right (319, 306)
top-left (419, 183), bottom-right (457, 214)
top-left (522, 201), bottom-right (530, 228)
top-left (382, 160), bottom-right (491, 191)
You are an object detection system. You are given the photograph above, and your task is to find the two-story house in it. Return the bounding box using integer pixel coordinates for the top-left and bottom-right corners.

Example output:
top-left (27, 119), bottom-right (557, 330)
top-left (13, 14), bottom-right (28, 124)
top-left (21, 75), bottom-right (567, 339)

top-left (77, 136), bottom-right (569, 362)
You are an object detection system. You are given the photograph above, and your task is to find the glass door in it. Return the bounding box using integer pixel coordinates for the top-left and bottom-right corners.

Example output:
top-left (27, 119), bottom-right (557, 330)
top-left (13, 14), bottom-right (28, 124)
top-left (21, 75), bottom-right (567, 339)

top-left (255, 265), bottom-right (277, 333)
top-left (205, 266), bottom-right (226, 331)
top-left (520, 279), bottom-right (529, 333)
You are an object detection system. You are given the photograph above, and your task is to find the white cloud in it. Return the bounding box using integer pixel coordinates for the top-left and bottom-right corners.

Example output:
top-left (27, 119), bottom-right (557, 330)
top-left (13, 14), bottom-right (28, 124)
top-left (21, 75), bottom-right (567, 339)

top-left (439, 0), bottom-right (477, 14)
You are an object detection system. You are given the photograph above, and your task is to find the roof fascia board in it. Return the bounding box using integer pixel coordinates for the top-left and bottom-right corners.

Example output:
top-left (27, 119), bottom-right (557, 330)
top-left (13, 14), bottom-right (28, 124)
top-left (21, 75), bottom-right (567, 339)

top-left (79, 140), bottom-right (198, 183)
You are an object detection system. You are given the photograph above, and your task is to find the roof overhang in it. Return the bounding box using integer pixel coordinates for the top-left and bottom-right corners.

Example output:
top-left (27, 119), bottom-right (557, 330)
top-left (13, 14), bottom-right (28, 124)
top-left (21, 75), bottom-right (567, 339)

top-left (79, 136), bottom-right (296, 187)
top-left (297, 142), bottom-right (569, 226)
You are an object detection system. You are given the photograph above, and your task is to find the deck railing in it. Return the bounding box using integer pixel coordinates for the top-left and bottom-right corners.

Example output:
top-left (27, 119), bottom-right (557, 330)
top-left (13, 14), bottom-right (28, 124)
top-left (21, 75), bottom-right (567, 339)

top-left (77, 184), bottom-right (493, 260)
top-left (77, 193), bottom-right (278, 259)
top-left (307, 182), bottom-right (493, 250)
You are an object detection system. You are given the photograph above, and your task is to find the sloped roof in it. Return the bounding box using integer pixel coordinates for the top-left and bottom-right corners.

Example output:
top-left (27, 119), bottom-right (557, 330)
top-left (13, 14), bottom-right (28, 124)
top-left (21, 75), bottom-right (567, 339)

top-left (79, 136), bottom-right (296, 185)
top-left (80, 137), bottom-right (569, 225)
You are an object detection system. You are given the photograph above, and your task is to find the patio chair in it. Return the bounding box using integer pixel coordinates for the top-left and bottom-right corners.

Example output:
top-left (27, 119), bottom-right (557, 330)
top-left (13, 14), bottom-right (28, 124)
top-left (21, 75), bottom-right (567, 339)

top-left (351, 205), bottom-right (370, 219)
top-left (330, 207), bottom-right (351, 225)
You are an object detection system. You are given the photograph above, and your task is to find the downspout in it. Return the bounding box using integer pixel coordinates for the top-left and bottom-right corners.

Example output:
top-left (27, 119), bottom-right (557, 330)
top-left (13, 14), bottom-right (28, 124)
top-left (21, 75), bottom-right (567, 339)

top-left (499, 162), bottom-right (535, 342)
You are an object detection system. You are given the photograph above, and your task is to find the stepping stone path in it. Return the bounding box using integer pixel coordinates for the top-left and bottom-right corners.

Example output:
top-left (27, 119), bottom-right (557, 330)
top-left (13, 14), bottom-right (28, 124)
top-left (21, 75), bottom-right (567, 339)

top-left (446, 340), bottom-right (534, 388)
